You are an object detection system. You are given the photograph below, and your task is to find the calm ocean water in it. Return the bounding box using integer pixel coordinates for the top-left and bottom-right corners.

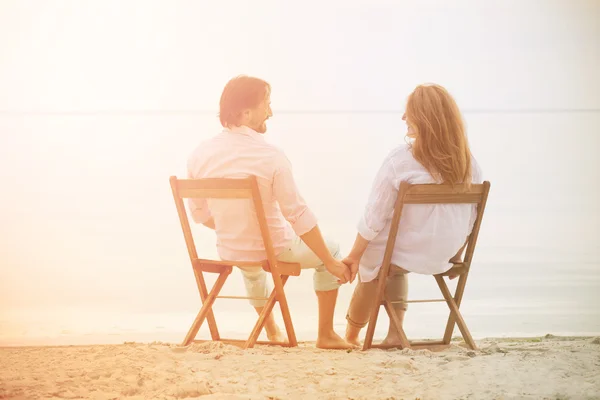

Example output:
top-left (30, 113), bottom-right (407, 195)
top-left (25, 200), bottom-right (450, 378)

top-left (1, 111), bottom-right (598, 346)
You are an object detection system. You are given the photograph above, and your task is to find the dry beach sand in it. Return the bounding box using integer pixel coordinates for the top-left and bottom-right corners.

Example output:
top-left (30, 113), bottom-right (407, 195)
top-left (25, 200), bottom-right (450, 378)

top-left (1, 335), bottom-right (599, 400)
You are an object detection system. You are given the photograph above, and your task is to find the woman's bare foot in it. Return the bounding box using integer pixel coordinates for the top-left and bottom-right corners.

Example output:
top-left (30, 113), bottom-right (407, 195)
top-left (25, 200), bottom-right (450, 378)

top-left (380, 335), bottom-right (404, 348)
top-left (345, 324), bottom-right (362, 347)
top-left (345, 335), bottom-right (361, 347)
top-left (316, 331), bottom-right (355, 349)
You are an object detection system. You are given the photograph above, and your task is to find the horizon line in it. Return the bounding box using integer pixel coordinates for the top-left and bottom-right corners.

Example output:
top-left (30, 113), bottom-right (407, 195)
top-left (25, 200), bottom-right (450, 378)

top-left (0, 108), bottom-right (599, 116)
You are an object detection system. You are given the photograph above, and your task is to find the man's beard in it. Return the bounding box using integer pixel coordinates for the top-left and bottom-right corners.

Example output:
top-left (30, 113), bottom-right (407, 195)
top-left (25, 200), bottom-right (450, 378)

top-left (255, 120), bottom-right (267, 133)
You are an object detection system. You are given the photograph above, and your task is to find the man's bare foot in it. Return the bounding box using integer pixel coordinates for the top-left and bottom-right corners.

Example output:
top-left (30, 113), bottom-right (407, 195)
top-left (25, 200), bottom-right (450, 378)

top-left (266, 325), bottom-right (288, 344)
top-left (316, 331), bottom-right (355, 349)
top-left (380, 335), bottom-right (405, 348)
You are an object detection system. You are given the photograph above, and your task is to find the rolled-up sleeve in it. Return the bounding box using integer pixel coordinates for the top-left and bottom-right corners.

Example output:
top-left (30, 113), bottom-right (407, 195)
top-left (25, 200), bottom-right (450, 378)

top-left (357, 155), bottom-right (398, 241)
top-left (273, 153), bottom-right (318, 236)
top-left (186, 163), bottom-right (212, 224)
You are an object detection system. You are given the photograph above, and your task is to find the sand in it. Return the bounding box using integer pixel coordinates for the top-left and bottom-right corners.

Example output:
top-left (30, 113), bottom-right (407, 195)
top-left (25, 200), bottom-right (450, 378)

top-left (1, 336), bottom-right (599, 399)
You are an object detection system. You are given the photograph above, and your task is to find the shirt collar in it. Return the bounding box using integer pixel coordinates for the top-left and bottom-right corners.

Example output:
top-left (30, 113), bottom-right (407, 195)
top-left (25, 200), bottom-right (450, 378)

top-left (224, 125), bottom-right (265, 141)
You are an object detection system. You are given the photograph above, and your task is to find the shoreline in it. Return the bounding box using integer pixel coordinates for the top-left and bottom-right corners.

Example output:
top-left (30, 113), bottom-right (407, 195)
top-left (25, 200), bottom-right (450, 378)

top-left (2, 332), bottom-right (599, 348)
top-left (0, 333), bottom-right (597, 349)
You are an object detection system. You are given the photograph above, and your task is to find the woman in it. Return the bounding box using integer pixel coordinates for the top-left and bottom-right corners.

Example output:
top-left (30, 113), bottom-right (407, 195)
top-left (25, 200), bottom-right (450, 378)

top-left (343, 83), bottom-right (483, 347)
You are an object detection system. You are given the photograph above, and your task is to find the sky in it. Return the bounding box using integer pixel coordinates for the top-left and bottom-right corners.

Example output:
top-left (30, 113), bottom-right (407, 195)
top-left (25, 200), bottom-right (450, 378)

top-left (0, 0), bottom-right (598, 113)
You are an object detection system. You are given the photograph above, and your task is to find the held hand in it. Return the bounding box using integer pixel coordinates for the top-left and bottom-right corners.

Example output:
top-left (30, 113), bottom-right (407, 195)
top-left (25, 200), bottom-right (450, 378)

top-left (342, 256), bottom-right (360, 284)
top-left (448, 256), bottom-right (462, 280)
top-left (325, 259), bottom-right (352, 284)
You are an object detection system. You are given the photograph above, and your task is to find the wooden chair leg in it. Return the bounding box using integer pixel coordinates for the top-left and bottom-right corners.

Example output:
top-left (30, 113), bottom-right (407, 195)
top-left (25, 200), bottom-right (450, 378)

top-left (363, 279), bottom-right (387, 350)
top-left (275, 276), bottom-right (297, 347)
top-left (192, 270), bottom-right (221, 341)
top-left (383, 300), bottom-right (411, 349)
top-left (244, 275), bottom-right (292, 349)
top-left (362, 304), bottom-right (380, 350)
top-left (442, 273), bottom-right (469, 344)
top-left (435, 275), bottom-right (476, 350)
top-left (244, 287), bottom-right (278, 349)
top-left (182, 271), bottom-right (229, 346)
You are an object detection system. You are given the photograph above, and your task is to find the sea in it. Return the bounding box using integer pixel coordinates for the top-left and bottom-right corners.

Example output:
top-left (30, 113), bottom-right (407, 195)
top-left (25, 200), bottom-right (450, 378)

top-left (0, 110), bottom-right (598, 346)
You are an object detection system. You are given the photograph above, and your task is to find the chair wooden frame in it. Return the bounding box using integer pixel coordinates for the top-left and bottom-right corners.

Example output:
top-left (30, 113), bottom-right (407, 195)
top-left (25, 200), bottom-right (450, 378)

top-left (363, 181), bottom-right (491, 351)
top-left (169, 175), bottom-right (301, 349)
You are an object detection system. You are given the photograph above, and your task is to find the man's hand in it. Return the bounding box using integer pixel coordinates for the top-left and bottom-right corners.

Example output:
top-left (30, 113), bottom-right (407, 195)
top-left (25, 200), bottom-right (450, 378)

top-left (342, 256), bottom-right (360, 283)
top-left (201, 217), bottom-right (216, 230)
top-left (324, 259), bottom-right (352, 284)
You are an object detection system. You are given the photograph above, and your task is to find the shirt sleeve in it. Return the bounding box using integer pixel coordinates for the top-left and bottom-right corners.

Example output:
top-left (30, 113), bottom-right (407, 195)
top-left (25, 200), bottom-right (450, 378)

top-left (357, 153), bottom-right (399, 241)
top-left (272, 152), bottom-right (318, 236)
top-left (186, 165), bottom-right (212, 224)
top-left (187, 198), bottom-right (212, 224)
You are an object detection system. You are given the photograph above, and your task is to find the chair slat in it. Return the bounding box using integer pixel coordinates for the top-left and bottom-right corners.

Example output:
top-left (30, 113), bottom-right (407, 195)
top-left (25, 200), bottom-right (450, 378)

top-left (216, 295), bottom-right (270, 300)
top-left (196, 258), bottom-right (261, 268)
top-left (175, 178), bottom-right (254, 199)
top-left (177, 178), bottom-right (254, 190)
top-left (193, 261), bottom-right (233, 274)
top-left (194, 258), bottom-right (301, 276)
top-left (403, 183), bottom-right (485, 204)
top-left (406, 183), bottom-right (486, 195)
top-left (178, 188), bottom-right (253, 199)
top-left (390, 299), bottom-right (446, 304)
top-left (403, 193), bottom-right (482, 204)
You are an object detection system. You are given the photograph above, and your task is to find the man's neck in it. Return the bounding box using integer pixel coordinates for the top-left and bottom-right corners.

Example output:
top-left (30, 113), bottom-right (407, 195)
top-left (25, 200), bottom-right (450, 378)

top-left (228, 124), bottom-right (263, 135)
top-left (225, 125), bottom-right (266, 140)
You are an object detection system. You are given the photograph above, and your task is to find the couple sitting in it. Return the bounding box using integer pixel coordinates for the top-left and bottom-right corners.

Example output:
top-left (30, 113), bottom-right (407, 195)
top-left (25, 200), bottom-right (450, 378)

top-left (187, 75), bottom-right (482, 349)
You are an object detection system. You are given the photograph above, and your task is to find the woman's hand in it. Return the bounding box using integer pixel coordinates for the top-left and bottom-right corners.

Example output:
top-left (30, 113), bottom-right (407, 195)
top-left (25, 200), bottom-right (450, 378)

top-left (324, 259), bottom-right (352, 284)
top-left (342, 256), bottom-right (360, 283)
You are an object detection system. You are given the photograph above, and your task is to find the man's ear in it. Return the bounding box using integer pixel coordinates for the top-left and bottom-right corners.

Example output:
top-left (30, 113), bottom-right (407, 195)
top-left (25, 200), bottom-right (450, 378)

top-left (241, 108), bottom-right (252, 121)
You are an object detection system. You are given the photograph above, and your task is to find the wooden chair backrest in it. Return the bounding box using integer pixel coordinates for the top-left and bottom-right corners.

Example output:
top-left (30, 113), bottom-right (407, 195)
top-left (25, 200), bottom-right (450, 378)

top-left (169, 176), bottom-right (281, 274)
top-left (383, 181), bottom-right (491, 272)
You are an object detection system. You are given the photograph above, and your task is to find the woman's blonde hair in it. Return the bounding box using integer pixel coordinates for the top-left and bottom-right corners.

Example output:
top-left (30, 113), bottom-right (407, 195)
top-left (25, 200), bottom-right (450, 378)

top-left (405, 83), bottom-right (472, 185)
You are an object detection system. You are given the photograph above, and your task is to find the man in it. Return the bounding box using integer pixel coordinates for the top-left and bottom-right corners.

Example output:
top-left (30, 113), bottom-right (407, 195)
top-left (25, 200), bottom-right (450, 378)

top-left (187, 75), bottom-right (354, 349)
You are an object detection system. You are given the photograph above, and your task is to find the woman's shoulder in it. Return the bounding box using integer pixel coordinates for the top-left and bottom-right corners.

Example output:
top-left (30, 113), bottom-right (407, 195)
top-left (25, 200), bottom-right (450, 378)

top-left (376, 144), bottom-right (420, 175)
top-left (385, 143), bottom-right (414, 163)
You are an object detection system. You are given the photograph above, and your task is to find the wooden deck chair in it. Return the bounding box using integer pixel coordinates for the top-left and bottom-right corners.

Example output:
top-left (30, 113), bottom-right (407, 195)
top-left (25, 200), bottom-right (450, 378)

top-left (363, 181), bottom-right (491, 351)
top-left (169, 175), bottom-right (301, 349)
